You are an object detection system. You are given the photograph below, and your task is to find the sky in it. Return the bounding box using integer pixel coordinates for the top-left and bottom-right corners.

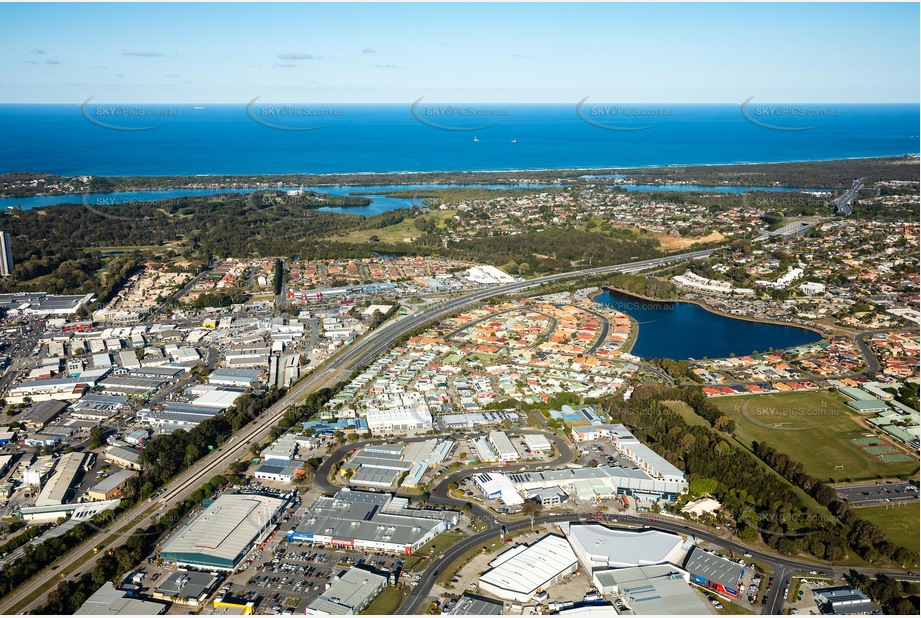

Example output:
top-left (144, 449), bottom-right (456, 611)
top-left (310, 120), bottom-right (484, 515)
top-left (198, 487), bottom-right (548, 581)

top-left (0, 2), bottom-right (918, 104)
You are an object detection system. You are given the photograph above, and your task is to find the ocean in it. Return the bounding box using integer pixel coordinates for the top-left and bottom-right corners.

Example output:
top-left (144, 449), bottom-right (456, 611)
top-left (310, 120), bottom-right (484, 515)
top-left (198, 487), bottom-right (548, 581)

top-left (0, 103), bottom-right (917, 177)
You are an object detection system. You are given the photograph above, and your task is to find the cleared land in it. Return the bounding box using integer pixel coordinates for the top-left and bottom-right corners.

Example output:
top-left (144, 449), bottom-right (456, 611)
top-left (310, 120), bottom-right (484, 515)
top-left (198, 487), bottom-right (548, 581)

top-left (856, 504), bottom-right (920, 552)
top-left (712, 391), bottom-right (919, 482)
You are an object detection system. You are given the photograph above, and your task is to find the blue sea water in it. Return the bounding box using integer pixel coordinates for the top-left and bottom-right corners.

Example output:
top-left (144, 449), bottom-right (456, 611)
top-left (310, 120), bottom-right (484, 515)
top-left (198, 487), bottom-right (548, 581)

top-left (0, 103), bottom-right (916, 176)
top-left (595, 290), bottom-right (823, 360)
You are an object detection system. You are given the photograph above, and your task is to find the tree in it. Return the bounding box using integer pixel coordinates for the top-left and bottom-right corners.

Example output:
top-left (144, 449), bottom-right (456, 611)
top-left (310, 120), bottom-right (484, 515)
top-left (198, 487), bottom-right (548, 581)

top-left (521, 500), bottom-right (543, 530)
top-left (89, 426), bottom-right (106, 449)
top-left (688, 477), bottom-right (718, 497)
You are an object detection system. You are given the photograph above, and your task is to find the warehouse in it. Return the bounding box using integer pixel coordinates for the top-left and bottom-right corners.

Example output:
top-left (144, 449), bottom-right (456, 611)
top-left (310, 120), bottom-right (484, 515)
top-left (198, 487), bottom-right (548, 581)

top-left (7, 376), bottom-right (91, 403)
top-left (593, 565), bottom-right (712, 615)
top-left (190, 389), bottom-right (243, 410)
top-left (472, 472), bottom-right (524, 507)
top-left (152, 569), bottom-right (221, 606)
top-left (478, 534), bottom-right (579, 603)
top-left (159, 493), bottom-right (289, 571)
top-left (305, 566), bottom-right (387, 615)
top-left (35, 452), bottom-right (86, 506)
top-left (98, 376), bottom-right (165, 397)
top-left (350, 467), bottom-right (401, 488)
top-left (683, 547), bottom-right (744, 598)
top-left (105, 445), bottom-right (144, 470)
top-left (523, 433), bottom-right (552, 453)
top-left (507, 464), bottom-right (687, 501)
top-left (488, 430), bottom-right (519, 462)
top-left (288, 490), bottom-right (457, 555)
top-left (364, 407), bottom-right (433, 434)
top-left (208, 368), bottom-right (263, 388)
top-left (565, 523), bottom-right (686, 572)
top-left (812, 586), bottom-right (877, 614)
top-left (20, 400), bottom-right (69, 430)
top-left (75, 582), bottom-right (165, 615)
top-left (447, 594), bottom-right (504, 616)
top-left (87, 469), bottom-right (138, 501)
top-left (69, 394), bottom-right (129, 421)
top-left (139, 408), bottom-right (219, 430)
top-left (254, 459), bottom-right (304, 483)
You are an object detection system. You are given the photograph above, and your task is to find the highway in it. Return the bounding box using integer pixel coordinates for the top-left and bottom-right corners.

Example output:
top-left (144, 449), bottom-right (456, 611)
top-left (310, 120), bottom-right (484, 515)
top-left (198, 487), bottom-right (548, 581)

top-left (0, 247), bottom-right (718, 614)
top-left (833, 179), bottom-right (863, 217)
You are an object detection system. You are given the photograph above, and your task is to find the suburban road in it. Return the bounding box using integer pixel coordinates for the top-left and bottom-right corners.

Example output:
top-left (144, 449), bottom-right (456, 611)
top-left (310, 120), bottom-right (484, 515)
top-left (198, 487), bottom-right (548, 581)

top-left (0, 247), bottom-right (720, 614)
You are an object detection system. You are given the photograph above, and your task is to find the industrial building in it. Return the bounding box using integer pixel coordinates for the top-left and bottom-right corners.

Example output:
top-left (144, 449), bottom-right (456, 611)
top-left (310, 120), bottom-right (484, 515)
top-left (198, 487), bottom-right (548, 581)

top-left (254, 459), bottom-right (304, 483)
top-left (593, 565), bottom-right (712, 615)
top-left (69, 394), bottom-right (129, 421)
top-left (305, 566), bottom-right (387, 615)
top-left (488, 430), bottom-right (519, 462)
top-left (35, 451), bottom-right (86, 506)
top-left (565, 523), bottom-right (686, 572)
top-left (208, 368), bottom-right (263, 388)
top-left (288, 489), bottom-right (457, 555)
top-left (526, 487), bottom-right (566, 507)
top-left (159, 493), bottom-right (289, 571)
top-left (507, 463), bottom-right (687, 502)
top-left (447, 594), bottom-right (504, 616)
top-left (0, 292), bottom-right (93, 317)
top-left (269, 353), bottom-right (300, 389)
top-left (479, 534), bottom-right (579, 603)
top-left (20, 400), bottom-right (69, 430)
top-left (152, 570), bottom-right (221, 606)
top-left (75, 582), bottom-right (165, 615)
top-left (683, 547), bottom-right (744, 598)
top-left (472, 472), bottom-right (525, 507)
top-left (344, 439), bottom-right (453, 490)
top-left (364, 407), bottom-right (433, 434)
top-left (812, 586), bottom-right (878, 614)
top-left (87, 469), bottom-right (138, 501)
top-left (105, 445), bottom-right (144, 470)
top-left (523, 433), bottom-right (552, 452)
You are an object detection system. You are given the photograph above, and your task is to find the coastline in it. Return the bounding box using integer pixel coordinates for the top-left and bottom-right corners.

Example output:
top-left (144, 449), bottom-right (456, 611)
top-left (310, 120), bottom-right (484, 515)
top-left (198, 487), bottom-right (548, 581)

top-left (1, 154), bottom-right (916, 195)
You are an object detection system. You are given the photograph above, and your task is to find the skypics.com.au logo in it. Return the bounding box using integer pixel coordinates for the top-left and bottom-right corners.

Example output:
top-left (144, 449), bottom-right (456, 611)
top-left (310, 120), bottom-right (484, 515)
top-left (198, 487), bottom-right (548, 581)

top-left (247, 97), bottom-right (343, 131)
top-left (81, 192), bottom-right (186, 221)
top-left (741, 97), bottom-right (839, 131)
top-left (81, 97), bottom-right (180, 131)
top-left (576, 98), bottom-right (673, 131)
top-left (411, 97), bottom-right (508, 131)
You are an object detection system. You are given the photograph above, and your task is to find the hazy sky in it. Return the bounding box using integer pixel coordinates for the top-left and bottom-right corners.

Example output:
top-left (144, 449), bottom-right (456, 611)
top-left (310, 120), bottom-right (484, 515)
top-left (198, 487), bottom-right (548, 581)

top-left (1, 2), bottom-right (918, 103)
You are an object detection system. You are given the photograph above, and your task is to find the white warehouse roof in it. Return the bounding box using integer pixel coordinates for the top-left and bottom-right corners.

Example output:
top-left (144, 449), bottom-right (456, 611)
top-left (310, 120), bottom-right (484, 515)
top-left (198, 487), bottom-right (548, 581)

top-left (566, 523), bottom-right (685, 570)
top-left (479, 535), bottom-right (578, 602)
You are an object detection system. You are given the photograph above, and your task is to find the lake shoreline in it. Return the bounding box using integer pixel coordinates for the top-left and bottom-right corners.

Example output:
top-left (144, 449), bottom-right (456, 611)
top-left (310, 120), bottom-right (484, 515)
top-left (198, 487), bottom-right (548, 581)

top-left (598, 286), bottom-right (826, 359)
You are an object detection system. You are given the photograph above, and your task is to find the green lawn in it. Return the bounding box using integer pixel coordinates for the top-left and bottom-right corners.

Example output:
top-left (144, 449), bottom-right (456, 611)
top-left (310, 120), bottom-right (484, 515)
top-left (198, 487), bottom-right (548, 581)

top-left (712, 391), bottom-right (919, 482)
top-left (856, 504), bottom-right (920, 552)
top-left (662, 400), bottom-right (711, 428)
top-left (405, 530), bottom-right (466, 573)
top-left (332, 209), bottom-right (457, 244)
top-left (361, 587), bottom-right (408, 615)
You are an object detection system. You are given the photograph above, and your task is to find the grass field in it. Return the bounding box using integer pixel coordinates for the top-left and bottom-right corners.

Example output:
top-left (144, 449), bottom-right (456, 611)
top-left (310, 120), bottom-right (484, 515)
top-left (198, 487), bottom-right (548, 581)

top-left (662, 400), bottom-right (712, 428)
top-left (713, 391), bottom-right (919, 482)
top-left (856, 504), bottom-right (920, 551)
top-left (331, 208), bottom-right (457, 244)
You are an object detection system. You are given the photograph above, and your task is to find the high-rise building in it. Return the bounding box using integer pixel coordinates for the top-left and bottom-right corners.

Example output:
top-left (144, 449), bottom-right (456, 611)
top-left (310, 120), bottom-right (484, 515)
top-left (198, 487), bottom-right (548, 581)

top-left (0, 231), bottom-right (12, 276)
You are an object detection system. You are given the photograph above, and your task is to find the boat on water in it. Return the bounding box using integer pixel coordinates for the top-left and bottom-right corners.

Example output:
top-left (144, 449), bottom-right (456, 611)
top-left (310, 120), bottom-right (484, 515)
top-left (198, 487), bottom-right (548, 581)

top-left (473, 136), bottom-right (479, 142)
